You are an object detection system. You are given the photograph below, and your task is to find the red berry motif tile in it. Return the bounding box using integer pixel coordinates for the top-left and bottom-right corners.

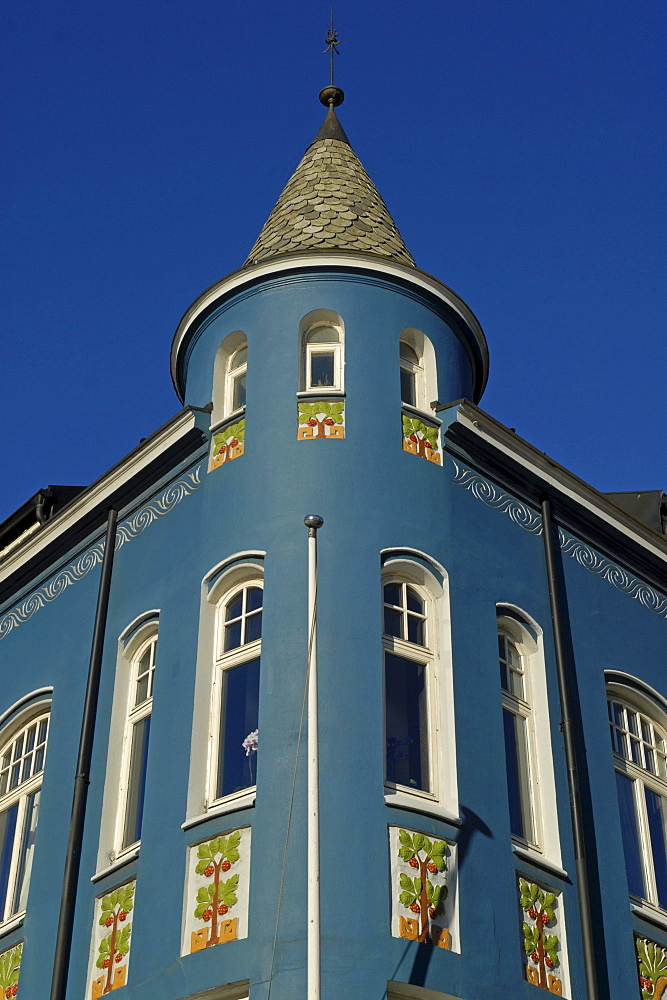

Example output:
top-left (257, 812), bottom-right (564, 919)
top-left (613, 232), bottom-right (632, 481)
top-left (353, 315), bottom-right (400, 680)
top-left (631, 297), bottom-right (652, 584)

top-left (87, 879), bottom-right (135, 998)
top-left (402, 415), bottom-right (441, 464)
top-left (389, 826), bottom-right (458, 952)
top-left (636, 935), bottom-right (667, 999)
top-left (209, 419), bottom-right (245, 471)
top-left (519, 877), bottom-right (568, 995)
top-left (0, 942), bottom-right (22, 999)
top-left (181, 827), bottom-right (250, 956)
top-left (297, 400), bottom-right (345, 440)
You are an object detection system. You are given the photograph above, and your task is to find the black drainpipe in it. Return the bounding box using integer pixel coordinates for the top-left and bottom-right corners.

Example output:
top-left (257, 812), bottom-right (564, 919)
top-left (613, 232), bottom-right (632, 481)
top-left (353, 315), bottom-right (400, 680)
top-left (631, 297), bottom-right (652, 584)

top-left (540, 494), bottom-right (599, 1000)
top-left (50, 507), bottom-right (118, 1000)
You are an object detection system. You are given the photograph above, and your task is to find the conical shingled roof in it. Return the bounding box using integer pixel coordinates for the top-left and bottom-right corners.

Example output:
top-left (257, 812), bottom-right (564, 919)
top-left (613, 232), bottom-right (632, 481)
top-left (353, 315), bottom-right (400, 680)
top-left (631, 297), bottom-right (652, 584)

top-left (243, 106), bottom-right (415, 268)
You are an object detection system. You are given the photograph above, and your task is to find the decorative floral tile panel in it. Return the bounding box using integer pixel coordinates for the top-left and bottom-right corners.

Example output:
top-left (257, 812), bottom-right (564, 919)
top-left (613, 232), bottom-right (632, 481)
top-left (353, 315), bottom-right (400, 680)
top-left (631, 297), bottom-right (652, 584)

top-left (297, 400), bottom-right (345, 440)
top-left (87, 878), bottom-right (136, 997)
top-left (519, 877), bottom-right (568, 995)
top-left (389, 825), bottom-right (458, 952)
top-left (401, 415), bottom-right (441, 465)
top-left (0, 941), bottom-right (22, 998)
top-left (636, 935), bottom-right (667, 998)
top-left (209, 419), bottom-right (245, 471)
top-left (181, 827), bottom-right (251, 955)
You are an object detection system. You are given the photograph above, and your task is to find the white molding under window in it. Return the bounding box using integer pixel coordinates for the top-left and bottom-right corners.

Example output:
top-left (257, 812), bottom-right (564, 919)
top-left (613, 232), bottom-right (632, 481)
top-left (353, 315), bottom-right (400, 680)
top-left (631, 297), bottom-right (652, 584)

top-left (388, 983), bottom-right (463, 1000)
top-left (177, 982), bottom-right (250, 1000)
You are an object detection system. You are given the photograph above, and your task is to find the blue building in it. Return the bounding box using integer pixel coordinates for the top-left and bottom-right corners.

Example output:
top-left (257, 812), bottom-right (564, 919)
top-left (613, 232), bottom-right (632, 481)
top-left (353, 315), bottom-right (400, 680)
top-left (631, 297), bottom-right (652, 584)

top-left (0, 85), bottom-right (666, 1000)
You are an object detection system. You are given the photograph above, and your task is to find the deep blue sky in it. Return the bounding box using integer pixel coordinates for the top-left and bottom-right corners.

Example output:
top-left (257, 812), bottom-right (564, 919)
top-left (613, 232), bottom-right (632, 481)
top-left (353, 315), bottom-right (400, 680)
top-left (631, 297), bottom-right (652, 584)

top-left (1, 0), bottom-right (664, 523)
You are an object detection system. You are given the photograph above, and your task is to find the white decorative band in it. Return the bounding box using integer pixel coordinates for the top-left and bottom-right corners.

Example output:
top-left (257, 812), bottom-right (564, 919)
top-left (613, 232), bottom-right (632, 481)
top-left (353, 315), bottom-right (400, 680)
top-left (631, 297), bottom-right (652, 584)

top-left (0, 465), bottom-right (203, 640)
top-left (451, 459), bottom-right (667, 620)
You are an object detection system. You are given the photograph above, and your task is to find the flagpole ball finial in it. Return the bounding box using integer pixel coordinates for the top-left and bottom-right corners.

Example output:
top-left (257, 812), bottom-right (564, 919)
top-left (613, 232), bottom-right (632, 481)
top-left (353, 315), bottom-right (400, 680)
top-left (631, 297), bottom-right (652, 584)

top-left (319, 86), bottom-right (344, 108)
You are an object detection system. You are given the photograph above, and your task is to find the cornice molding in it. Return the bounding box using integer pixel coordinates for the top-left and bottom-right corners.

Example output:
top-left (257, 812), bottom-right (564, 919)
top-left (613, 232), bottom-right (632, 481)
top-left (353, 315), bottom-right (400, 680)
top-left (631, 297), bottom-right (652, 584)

top-left (451, 459), bottom-right (667, 621)
top-left (0, 408), bottom-right (203, 588)
top-left (0, 464), bottom-right (203, 641)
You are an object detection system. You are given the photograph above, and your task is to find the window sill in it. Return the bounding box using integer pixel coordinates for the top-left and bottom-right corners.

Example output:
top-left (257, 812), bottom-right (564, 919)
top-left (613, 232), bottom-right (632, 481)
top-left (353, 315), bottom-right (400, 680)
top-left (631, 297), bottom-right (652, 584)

top-left (401, 403), bottom-right (442, 427)
top-left (296, 389), bottom-right (345, 399)
top-left (210, 409), bottom-right (246, 434)
top-left (384, 788), bottom-right (461, 827)
top-left (0, 914), bottom-right (24, 938)
top-left (91, 849), bottom-right (140, 883)
top-left (182, 790), bottom-right (256, 831)
top-left (631, 898), bottom-right (667, 932)
top-left (512, 844), bottom-right (568, 881)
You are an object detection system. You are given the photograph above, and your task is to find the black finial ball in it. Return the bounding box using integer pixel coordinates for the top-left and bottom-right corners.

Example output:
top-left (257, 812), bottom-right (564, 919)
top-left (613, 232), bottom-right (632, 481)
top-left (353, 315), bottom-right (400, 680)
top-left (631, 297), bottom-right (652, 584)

top-left (319, 86), bottom-right (344, 108)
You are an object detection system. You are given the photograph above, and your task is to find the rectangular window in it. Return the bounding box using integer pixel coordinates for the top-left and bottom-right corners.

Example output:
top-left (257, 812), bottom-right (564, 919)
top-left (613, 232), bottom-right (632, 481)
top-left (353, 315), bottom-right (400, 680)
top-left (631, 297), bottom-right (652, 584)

top-left (615, 770), bottom-right (644, 898)
top-left (645, 787), bottom-right (667, 908)
top-left (385, 652), bottom-right (429, 792)
top-left (217, 657), bottom-right (260, 800)
top-left (400, 367), bottom-right (416, 407)
top-left (503, 708), bottom-right (534, 844)
top-left (309, 351), bottom-right (335, 388)
top-left (122, 717), bottom-right (151, 851)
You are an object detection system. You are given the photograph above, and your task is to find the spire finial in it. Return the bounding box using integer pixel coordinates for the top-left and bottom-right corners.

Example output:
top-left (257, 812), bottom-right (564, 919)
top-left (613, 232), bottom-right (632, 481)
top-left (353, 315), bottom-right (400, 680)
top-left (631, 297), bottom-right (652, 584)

top-left (324, 7), bottom-right (339, 86)
top-left (320, 7), bottom-right (344, 109)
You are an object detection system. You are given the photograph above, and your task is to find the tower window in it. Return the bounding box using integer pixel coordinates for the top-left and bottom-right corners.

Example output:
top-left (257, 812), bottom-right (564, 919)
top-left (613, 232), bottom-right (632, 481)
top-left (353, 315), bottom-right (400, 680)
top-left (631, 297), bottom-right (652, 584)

top-left (305, 325), bottom-right (341, 390)
top-left (227, 345), bottom-right (247, 413)
top-left (399, 341), bottom-right (420, 408)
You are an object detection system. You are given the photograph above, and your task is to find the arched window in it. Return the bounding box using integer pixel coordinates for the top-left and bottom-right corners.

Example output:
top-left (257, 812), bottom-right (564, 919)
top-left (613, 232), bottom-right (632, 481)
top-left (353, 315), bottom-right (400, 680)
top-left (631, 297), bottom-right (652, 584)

top-left (210, 580), bottom-right (262, 804)
top-left (0, 706), bottom-right (49, 924)
top-left (499, 623), bottom-right (536, 845)
top-left (212, 331), bottom-right (248, 424)
top-left (399, 329), bottom-right (438, 413)
top-left (608, 680), bottom-right (667, 909)
top-left (299, 310), bottom-right (344, 393)
top-left (116, 630), bottom-right (157, 853)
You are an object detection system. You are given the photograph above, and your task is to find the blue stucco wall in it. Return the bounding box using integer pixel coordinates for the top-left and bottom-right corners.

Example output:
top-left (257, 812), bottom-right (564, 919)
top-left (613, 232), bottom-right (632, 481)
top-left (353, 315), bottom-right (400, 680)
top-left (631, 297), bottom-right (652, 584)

top-left (0, 264), bottom-right (664, 1000)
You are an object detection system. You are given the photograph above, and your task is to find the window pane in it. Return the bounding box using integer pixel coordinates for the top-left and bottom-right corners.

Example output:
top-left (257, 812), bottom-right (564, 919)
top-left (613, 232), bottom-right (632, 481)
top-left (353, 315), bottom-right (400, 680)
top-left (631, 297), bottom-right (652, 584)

top-left (12, 790), bottom-right (40, 915)
top-left (231, 345), bottom-right (248, 368)
top-left (407, 614), bottom-right (425, 647)
top-left (217, 657), bottom-right (260, 799)
top-left (406, 587), bottom-right (423, 614)
top-left (385, 653), bottom-right (429, 792)
top-left (646, 787), bottom-right (667, 908)
top-left (308, 325), bottom-right (338, 344)
top-left (503, 708), bottom-right (534, 843)
top-left (0, 805), bottom-right (18, 920)
top-left (614, 771), bottom-right (645, 898)
top-left (245, 610), bottom-right (262, 644)
top-left (400, 367), bottom-right (416, 406)
top-left (135, 672), bottom-right (149, 707)
top-left (310, 352), bottom-right (335, 388)
top-left (122, 715), bottom-right (151, 850)
top-left (383, 606), bottom-right (402, 639)
top-left (399, 341), bottom-right (419, 364)
top-left (247, 587), bottom-right (263, 612)
top-left (224, 619), bottom-right (242, 652)
top-left (384, 583), bottom-right (401, 606)
top-left (225, 594), bottom-right (243, 621)
top-left (232, 371), bottom-right (246, 410)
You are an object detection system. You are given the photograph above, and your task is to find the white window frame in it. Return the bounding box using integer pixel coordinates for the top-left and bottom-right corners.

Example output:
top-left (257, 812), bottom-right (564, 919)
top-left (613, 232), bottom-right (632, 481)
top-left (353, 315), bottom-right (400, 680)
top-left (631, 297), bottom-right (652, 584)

top-left (399, 328), bottom-right (438, 414)
top-left (299, 309), bottom-right (345, 394)
top-left (113, 630), bottom-right (157, 857)
top-left (499, 622), bottom-right (539, 850)
top-left (381, 552), bottom-right (457, 822)
top-left (497, 607), bottom-right (562, 867)
top-left (211, 330), bottom-right (248, 427)
top-left (0, 704), bottom-right (50, 928)
top-left (607, 680), bottom-right (667, 912)
top-left (225, 344), bottom-right (248, 418)
top-left (207, 579), bottom-right (263, 810)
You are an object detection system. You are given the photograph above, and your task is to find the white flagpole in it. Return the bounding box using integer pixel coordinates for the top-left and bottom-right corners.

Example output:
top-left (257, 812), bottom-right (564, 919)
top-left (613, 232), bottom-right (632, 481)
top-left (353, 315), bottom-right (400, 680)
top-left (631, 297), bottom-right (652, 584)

top-left (304, 514), bottom-right (323, 1000)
